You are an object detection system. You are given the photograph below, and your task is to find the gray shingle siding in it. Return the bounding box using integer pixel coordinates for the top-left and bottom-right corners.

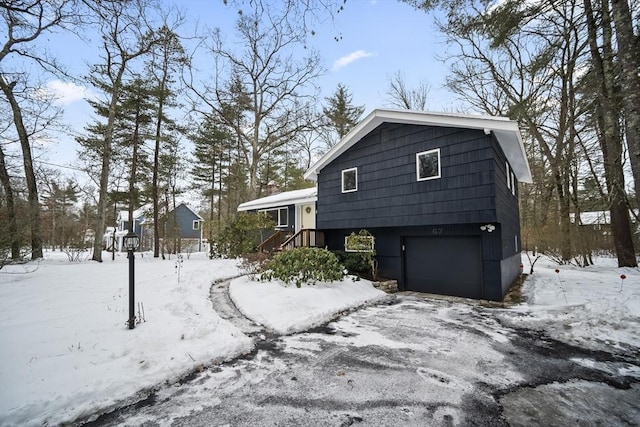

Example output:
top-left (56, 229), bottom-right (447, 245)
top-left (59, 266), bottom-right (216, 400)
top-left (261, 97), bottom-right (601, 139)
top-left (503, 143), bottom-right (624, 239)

top-left (317, 124), bottom-right (501, 229)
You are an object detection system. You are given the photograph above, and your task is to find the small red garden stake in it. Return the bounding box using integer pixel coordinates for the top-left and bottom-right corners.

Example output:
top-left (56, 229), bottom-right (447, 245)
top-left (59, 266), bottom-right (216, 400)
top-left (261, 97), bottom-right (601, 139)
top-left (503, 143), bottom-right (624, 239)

top-left (620, 274), bottom-right (626, 292)
top-left (555, 268), bottom-right (568, 304)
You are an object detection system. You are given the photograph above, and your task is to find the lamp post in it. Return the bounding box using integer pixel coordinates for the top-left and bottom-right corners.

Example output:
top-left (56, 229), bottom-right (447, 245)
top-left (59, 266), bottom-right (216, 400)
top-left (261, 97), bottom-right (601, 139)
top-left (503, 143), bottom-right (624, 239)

top-left (123, 231), bottom-right (140, 329)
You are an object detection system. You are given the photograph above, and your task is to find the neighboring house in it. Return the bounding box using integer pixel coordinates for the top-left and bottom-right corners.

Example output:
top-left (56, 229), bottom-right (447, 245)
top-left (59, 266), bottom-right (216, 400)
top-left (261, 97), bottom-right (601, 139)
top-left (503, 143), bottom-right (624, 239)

top-left (103, 206), bottom-right (149, 252)
top-left (240, 109), bottom-right (532, 301)
top-left (570, 210), bottom-right (639, 250)
top-left (141, 202), bottom-right (204, 253)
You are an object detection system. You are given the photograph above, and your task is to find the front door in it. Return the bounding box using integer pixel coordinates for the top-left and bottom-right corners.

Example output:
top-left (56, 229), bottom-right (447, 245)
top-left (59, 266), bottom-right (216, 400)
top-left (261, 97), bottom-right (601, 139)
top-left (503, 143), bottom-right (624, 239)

top-left (300, 203), bottom-right (316, 230)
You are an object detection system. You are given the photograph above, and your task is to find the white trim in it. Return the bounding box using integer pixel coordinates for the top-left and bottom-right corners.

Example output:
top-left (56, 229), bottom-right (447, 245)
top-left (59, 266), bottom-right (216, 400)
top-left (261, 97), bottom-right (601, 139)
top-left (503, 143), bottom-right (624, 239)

top-left (237, 187), bottom-right (317, 212)
top-left (342, 167), bottom-right (358, 193)
top-left (416, 148), bottom-right (441, 181)
top-left (304, 109), bottom-right (532, 183)
top-left (506, 162), bottom-right (511, 189)
top-left (258, 207), bottom-right (288, 228)
top-left (344, 235), bottom-right (374, 252)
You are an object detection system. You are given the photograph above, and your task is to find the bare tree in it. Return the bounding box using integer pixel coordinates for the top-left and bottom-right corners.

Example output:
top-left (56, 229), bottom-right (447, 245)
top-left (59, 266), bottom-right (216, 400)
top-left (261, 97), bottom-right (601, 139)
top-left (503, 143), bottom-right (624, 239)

top-left (188, 2), bottom-right (322, 200)
top-left (0, 0), bottom-right (84, 259)
top-left (385, 70), bottom-right (430, 110)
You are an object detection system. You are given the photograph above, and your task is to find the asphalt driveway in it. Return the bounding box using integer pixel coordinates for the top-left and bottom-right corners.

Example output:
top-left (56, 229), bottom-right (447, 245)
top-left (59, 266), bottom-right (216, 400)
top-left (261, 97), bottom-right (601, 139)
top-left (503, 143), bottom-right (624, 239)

top-left (86, 297), bottom-right (640, 426)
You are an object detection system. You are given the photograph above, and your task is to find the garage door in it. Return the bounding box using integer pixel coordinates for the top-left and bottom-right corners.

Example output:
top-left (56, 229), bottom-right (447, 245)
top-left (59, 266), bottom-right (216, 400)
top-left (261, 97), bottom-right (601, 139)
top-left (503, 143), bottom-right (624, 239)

top-left (403, 236), bottom-right (483, 299)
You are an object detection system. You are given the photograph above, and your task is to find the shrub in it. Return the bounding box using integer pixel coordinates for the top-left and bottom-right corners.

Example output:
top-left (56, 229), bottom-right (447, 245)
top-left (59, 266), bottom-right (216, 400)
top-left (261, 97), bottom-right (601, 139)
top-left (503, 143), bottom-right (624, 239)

top-left (215, 212), bottom-right (275, 257)
top-left (240, 251), bottom-right (272, 279)
top-left (260, 247), bottom-right (346, 287)
top-left (345, 230), bottom-right (378, 280)
top-left (334, 250), bottom-right (370, 276)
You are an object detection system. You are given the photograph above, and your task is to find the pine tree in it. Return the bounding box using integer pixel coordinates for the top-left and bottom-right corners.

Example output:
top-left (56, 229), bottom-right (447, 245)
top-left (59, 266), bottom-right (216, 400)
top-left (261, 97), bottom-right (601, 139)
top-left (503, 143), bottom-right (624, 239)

top-left (322, 83), bottom-right (364, 148)
top-left (190, 114), bottom-right (233, 253)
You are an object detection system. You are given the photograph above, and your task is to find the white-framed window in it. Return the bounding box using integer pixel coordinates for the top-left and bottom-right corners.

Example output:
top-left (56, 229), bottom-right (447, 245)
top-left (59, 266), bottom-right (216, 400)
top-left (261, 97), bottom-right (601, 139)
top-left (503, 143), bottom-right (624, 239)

top-left (342, 167), bottom-right (358, 193)
top-left (506, 162), bottom-right (511, 190)
top-left (511, 171), bottom-right (516, 195)
top-left (259, 207), bottom-right (288, 227)
top-left (416, 148), bottom-right (441, 181)
top-left (344, 235), bottom-right (375, 252)
top-left (193, 220), bottom-right (201, 230)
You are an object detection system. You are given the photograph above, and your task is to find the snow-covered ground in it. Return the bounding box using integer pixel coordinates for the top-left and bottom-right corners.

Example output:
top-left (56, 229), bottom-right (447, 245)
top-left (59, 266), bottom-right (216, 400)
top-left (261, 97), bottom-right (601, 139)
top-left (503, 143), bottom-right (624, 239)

top-left (0, 250), bottom-right (638, 426)
top-left (0, 251), bottom-right (384, 426)
top-left (510, 255), bottom-right (640, 354)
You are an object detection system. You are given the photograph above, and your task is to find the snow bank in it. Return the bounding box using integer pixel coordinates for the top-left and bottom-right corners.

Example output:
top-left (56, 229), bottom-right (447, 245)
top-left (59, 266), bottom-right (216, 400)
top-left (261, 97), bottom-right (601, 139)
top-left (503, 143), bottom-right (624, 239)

top-left (229, 276), bottom-right (387, 335)
top-left (0, 252), bottom-right (252, 427)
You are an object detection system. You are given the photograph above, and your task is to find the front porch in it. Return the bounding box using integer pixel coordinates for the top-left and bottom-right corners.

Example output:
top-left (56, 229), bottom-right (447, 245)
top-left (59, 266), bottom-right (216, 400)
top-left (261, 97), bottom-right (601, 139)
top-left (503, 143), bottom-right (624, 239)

top-left (258, 228), bottom-right (325, 253)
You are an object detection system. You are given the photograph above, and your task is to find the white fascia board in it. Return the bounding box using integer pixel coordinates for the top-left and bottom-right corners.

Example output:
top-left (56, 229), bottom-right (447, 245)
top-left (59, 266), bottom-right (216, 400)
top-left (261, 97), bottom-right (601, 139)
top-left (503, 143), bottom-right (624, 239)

top-left (304, 108), bottom-right (533, 183)
top-left (237, 188), bottom-right (317, 212)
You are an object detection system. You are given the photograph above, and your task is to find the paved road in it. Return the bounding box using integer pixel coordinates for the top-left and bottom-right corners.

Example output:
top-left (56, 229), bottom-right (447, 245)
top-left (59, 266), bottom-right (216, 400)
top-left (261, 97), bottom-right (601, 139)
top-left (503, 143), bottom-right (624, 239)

top-left (86, 297), bottom-right (640, 426)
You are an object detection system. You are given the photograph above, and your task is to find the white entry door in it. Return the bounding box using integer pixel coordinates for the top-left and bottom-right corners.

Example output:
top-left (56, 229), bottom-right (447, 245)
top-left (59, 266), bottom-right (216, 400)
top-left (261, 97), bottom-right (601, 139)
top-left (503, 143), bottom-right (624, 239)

top-left (300, 204), bottom-right (316, 230)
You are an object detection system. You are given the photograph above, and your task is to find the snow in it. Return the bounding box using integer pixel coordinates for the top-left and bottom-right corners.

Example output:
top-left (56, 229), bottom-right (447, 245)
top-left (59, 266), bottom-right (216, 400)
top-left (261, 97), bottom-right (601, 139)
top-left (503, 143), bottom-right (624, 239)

top-left (1, 250), bottom-right (638, 426)
top-left (504, 255), bottom-right (640, 353)
top-left (0, 252), bottom-right (252, 427)
top-left (228, 276), bottom-right (387, 334)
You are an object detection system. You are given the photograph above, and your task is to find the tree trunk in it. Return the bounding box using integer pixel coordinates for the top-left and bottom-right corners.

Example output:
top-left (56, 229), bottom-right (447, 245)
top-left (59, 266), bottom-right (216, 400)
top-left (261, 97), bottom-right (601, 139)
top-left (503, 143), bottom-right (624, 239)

top-left (152, 76), bottom-right (167, 258)
top-left (0, 76), bottom-right (43, 259)
top-left (584, 0), bottom-right (637, 267)
top-left (0, 145), bottom-right (20, 259)
top-left (610, 0), bottom-right (640, 209)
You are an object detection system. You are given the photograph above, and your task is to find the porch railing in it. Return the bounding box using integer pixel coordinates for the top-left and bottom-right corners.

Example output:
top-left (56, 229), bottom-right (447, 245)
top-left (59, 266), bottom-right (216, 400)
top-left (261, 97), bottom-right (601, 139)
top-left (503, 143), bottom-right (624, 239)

top-left (258, 230), bottom-right (290, 253)
top-left (279, 229), bottom-right (325, 251)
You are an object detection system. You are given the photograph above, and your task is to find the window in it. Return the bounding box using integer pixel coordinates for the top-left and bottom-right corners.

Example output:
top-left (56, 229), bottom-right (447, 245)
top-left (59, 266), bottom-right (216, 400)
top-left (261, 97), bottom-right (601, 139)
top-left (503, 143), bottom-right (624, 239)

top-left (511, 171), bottom-right (516, 195)
top-left (416, 149), bottom-right (441, 181)
top-left (192, 220), bottom-right (201, 230)
top-left (506, 162), bottom-right (511, 189)
top-left (342, 167), bottom-right (358, 193)
top-left (344, 235), bottom-right (375, 252)
top-left (260, 207), bottom-right (288, 227)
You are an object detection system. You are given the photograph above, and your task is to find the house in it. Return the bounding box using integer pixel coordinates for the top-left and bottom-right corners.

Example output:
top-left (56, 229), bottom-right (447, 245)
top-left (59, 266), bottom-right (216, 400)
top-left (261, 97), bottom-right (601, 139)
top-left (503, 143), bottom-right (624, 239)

top-left (103, 205), bottom-right (149, 251)
top-left (140, 202), bottom-right (204, 253)
top-left (570, 209), bottom-right (639, 250)
top-left (240, 109), bottom-right (532, 301)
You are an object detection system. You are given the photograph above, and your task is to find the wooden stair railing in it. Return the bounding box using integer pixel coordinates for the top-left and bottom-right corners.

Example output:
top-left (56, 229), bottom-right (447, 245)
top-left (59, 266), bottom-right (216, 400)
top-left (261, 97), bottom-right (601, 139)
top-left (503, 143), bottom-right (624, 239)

top-left (279, 229), bottom-right (325, 251)
top-left (258, 230), bottom-right (290, 253)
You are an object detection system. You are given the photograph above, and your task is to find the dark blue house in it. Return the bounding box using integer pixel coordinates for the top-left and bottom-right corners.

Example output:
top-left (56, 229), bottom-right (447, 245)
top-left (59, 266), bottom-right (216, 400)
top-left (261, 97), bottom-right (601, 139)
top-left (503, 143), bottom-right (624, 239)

top-left (242, 109), bottom-right (532, 300)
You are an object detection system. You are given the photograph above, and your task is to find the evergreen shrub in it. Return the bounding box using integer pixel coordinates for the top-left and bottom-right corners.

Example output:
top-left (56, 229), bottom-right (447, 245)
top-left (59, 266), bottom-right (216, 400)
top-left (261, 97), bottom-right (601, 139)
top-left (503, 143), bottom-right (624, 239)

top-left (260, 247), bottom-right (346, 287)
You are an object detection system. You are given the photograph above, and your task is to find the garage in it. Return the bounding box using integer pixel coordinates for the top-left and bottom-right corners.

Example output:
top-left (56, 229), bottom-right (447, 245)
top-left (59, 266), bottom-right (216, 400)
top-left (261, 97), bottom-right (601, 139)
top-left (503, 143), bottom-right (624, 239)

top-left (403, 236), bottom-right (483, 299)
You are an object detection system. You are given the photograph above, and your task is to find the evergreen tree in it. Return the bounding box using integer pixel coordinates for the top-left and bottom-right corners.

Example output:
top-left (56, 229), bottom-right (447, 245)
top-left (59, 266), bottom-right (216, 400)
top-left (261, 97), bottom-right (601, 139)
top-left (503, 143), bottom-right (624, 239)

top-left (190, 114), bottom-right (233, 254)
top-left (148, 25), bottom-right (187, 257)
top-left (322, 83), bottom-right (364, 147)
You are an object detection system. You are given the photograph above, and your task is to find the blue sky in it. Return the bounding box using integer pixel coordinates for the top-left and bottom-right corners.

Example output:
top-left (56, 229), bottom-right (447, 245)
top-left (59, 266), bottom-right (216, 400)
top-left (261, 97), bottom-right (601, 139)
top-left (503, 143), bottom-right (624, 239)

top-left (41, 0), bottom-right (457, 171)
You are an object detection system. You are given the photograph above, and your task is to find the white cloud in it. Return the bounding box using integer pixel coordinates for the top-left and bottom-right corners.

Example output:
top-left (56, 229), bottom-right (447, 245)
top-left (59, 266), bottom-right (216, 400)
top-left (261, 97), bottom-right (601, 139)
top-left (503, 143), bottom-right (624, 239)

top-left (332, 50), bottom-right (375, 71)
top-left (46, 80), bottom-right (93, 104)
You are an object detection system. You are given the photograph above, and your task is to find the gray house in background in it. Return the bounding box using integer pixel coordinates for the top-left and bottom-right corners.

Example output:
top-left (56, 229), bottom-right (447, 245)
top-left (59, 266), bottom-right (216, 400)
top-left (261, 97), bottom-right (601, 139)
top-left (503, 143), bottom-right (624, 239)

top-left (140, 202), bottom-right (204, 253)
top-left (241, 109), bottom-right (532, 301)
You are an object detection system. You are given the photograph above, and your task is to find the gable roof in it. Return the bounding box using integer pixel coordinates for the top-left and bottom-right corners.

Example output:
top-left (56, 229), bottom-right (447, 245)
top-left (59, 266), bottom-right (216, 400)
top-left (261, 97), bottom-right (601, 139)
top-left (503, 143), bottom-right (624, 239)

top-left (304, 109), bottom-right (533, 183)
top-left (237, 187), bottom-right (317, 212)
top-left (173, 202), bottom-right (204, 220)
top-left (117, 204), bottom-right (152, 222)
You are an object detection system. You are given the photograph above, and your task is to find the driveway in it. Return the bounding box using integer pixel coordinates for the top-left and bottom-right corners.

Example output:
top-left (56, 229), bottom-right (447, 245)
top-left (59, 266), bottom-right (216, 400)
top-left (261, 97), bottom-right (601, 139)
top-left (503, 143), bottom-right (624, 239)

top-left (86, 297), bottom-right (640, 426)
